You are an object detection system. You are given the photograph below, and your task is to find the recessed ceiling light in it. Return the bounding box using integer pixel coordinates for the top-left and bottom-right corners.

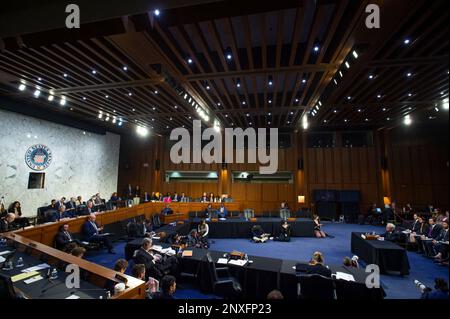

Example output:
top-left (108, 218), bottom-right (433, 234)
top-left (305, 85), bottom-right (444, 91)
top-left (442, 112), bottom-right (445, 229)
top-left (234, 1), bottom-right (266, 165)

top-left (313, 46), bottom-right (320, 52)
top-left (82, 97), bottom-right (87, 100)
top-left (187, 58), bottom-right (193, 64)
top-left (242, 101), bottom-right (246, 105)
top-left (123, 66), bottom-right (128, 71)
top-left (347, 96), bottom-right (352, 100)
top-left (268, 112), bottom-right (272, 116)
top-left (365, 118), bottom-right (369, 122)
top-left (382, 108), bottom-right (386, 111)
top-left (295, 99), bottom-right (299, 103)
top-left (408, 93), bottom-right (412, 97)
top-left (345, 61), bottom-right (350, 69)
top-left (357, 109), bottom-right (362, 112)
top-left (352, 50), bottom-right (359, 59)
top-left (404, 39), bottom-right (411, 45)
top-left (132, 108), bottom-right (136, 112)
top-left (174, 105), bottom-right (178, 109)
top-left (48, 95), bottom-right (54, 101)
top-left (323, 120), bottom-right (327, 123)
top-left (206, 86), bottom-right (210, 90)
top-left (268, 81), bottom-right (273, 86)
top-left (128, 92), bottom-right (132, 96)
top-left (290, 111), bottom-right (294, 115)
top-left (37, 77), bottom-right (42, 81)
top-left (369, 75), bottom-right (374, 79)
top-left (406, 72), bottom-right (412, 77)
top-left (33, 89), bottom-right (40, 98)
top-left (236, 83), bottom-right (241, 88)
top-left (154, 90), bottom-right (158, 94)
top-left (18, 84), bottom-right (26, 91)
top-left (60, 97), bottom-right (66, 106)
top-left (387, 117), bottom-right (390, 121)
top-left (333, 110), bottom-right (337, 113)
top-left (268, 100), bottom-right (272, 104)
top-left (63, 73), bottom-right (68, 78)
top-left (225, 114), bottom-right (228, 118)
top-left (302, 79), bottom-right (307, 84)
top-left (154, 9), bottom-right (160, 16)
top-left (404, 114), bottom-right (412, 125)
top-left (226, 54), bottom-right (232, 60)
top-left (377, 94), bottom-right (382, 99)
top-left (153, 107), bottom-right (156, 110)
top-left (105, 95), bottom-right (109, 99)
top-left (344, 119), bottom-right (348, 122)
top-left (246, 113), bottom-right (250, 117)
top-left (217, 102), bottom-right (221, 106)
top-left (91, 70), bottom-right (97, 74)
top-left (287, 121), bottom-right (290, 124)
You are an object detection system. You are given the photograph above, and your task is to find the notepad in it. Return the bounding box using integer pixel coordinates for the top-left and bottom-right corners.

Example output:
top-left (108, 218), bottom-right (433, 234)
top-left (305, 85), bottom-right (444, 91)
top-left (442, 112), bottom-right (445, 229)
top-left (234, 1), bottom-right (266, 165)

top-left (66, 294), bottom-right (81, 299)
top-left (24, 275), bottom-right (44, 284)
top-left (21, 263), bottom-right (50, 273)
top-left (182, 250), bottom-right (193, 257)
top-left (217, 258), bottom-right (228, 264)
top-left (11, 271), bottom-right (40, 283)
top-left (335, 272), bottom-right (355, 282)
top-left (228, 259), bottom-right (247, 267)
top-left (0, 256), bottom-right (5, 263)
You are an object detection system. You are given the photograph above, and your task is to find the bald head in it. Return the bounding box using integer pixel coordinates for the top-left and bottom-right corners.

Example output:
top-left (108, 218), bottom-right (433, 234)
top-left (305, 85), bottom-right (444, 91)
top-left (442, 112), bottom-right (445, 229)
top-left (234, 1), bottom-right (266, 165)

top-left (89, 213), bottom-right (96, 222)
top-left (6, 213), bottom-right (15, 223)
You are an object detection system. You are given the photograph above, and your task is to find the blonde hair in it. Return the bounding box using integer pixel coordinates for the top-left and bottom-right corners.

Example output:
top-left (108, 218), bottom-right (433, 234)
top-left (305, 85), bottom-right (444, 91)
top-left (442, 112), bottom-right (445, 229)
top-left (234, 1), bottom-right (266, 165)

top-left (312, 251), bottom-right (324, 264)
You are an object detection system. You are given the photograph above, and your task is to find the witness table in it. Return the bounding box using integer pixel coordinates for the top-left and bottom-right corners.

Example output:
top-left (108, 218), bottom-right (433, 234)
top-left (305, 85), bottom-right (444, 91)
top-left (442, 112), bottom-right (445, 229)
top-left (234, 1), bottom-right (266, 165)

top-left (189, 218), bottom-right (315, 238)
top-left (351, 232), bottom-right (410, 275)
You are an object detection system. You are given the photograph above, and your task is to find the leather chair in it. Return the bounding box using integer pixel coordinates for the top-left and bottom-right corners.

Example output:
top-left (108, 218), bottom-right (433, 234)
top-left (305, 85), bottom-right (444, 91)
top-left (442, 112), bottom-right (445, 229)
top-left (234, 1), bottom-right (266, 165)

top-left (298, 274), bottom-right (335, 299)
top-left (204, 253), bottom-right (242, 298)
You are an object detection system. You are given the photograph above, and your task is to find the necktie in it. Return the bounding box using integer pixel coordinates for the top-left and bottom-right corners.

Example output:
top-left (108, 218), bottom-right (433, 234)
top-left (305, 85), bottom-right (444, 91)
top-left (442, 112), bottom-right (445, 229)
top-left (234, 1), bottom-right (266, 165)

top-left (428, 226), bottom-right (433, 237)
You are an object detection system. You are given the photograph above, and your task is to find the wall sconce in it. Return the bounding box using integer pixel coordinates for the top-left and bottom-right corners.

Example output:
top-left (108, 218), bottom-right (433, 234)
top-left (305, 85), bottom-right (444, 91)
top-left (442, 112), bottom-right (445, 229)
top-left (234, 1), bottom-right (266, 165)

top-left (383, 196), bottom-right (391, 205)
top-left (298, 195), bottom-right (305, 204)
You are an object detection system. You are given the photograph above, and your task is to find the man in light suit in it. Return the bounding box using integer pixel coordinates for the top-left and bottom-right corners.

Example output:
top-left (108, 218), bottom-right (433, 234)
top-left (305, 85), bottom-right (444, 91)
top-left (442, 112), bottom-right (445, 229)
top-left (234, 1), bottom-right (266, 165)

top-left (82, 213), bottom-right (115, 254)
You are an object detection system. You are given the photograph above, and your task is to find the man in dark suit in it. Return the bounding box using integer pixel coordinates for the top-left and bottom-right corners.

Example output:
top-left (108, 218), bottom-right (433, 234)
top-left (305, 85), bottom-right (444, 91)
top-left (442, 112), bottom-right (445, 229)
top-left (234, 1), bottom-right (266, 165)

top-left (410, 213), bottom-right (421, 232)
top-left (65, 197), bottom-right (77, 214)
top-left (55, 197), bottom-right (66, 210)
top-left (171, 192), bottom-right (180, 202)
top-left (142, 192), bottom-right (150, 203)
top-left (0, 213), bottom-right (15, 233)
top-left (429, 219), bottom-right (449, 260)
top-left (133, 238), bottom-right (164, 280)
top-left (179, 192), bottom-right (188, 203)
top-left (161, 204), bottom-right (173, 216)
top-left (377, 223), bottom-right (401, 242)
top-left (80, 200), bottom-right (95, 216)
top-left (54, 224), bottom-right (82, 250)
top-left (82, 213), bottom-right (115, 254)
top-left (419, 218), bottom-right (443, 256)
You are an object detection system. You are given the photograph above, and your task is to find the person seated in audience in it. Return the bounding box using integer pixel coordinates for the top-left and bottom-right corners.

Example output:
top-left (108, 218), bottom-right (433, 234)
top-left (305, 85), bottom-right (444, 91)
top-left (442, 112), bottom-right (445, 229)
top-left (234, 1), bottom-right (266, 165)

top-left (208, 192), bottom-right (215, 202)
top-left (93, 193), bottom-right (103, 206)
top-left (409, 213), bottom-right (421, 233)
top-left (134, 186), bottom-right (141, 198)
top-left (410, 216), bottom-right (429, 245)
top-left (163, 192), bottom-right (172, 203)
top-left (82, 213), bottom-right (115, 254)
top-left (313, 214), bottom-right (326, 238)
top-left (383, 204), bottom-right (394, 225)
top-left (351, 255), bottom-right (360, 268)
top-left (306, 251), bottom-right (332, 277)
top-left (55, 205), bottom-right (75, 222)
top-left (179, 192), bottom-right (188, 202)
top-left (200, 192), bottom-right (208, 203)
top-left (0, 213), bottom-right (16, 233)
top-left (75, 196), bottom-right (84, 206)
top-left (197, 219), bottom-right (210, 248)
top-left (150, 192), bottom-right (157, 201)
top-left (55, 197), bottom-right (66, 210)
top-left (125, 184), bottom-right (133, 200)
top-left (142, 192), bottom-right (150, 203)
top-left (417, 218), bottom-right (442, 256)
top-left (421, 278), bottom-right (449, 300)
top-left (251, 225), bottom-right (270, 243)
top-left (342, 256), bottom-right (359, 269)
top-left (71, 246), bottom-right (86, 258)
top-left (152, 275), bottom-right (176, 300)
top-left (204, 204), bottom-right (215, 219)
top-left (436, 211), bottom-right (446, 224)
top-left (81, 200), bottom-right (95, 215)
top-left (48, 199), bottom-right (57, 210)
top-left (65, 197), bottom-right (77, 212)
top-left (55, 224), bottom-right (82, 250)
top-left (161, 204), bottom-right (173, 216)
top-left (273, 221), bottom-right (291, 242)
top-left (171, 192), bottom-right (180, 202)
top-left (376, 223), bottom-right (400, 242)
top-left (429, 219), bottom-right (449, 261)
top-left (217, 203), bottom-right (228, 219)
top-left (187, 229), bottom-right (199, 247)
top-left (110, 192), bottom-right (120, 203)
top-left (279, 201), bottom-right (291, 219)
top-left (267, 290), bottom-right (284, 300)
top-left (8, 201), bottom-right (29, 228)
top-left (114, 259), bottom-right (128, 274)
top-left (132, 264), bottom-right (159, 297)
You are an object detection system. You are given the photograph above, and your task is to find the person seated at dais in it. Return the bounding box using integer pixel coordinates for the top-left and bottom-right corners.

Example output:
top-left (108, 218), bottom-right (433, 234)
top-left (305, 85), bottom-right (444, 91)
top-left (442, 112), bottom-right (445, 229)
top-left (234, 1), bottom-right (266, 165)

top-left (82, 213), bottom-right (115, 254)
top-left (375, 223), bottom-right (400, 242)
top-left (161, 204), bottom-right (173, 216)
top-left (217, 203), bottom-right (228, 219)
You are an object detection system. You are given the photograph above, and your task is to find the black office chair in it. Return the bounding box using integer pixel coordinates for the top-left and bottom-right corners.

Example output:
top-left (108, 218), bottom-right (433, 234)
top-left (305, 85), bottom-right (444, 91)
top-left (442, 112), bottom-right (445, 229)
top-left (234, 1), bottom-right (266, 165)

top-left (334, 279), bottom-right (384, 300)
top-left (204, 253), bottom-right (242, 298)
top-left (152, 214), bottom-right (161, 229)
top-left (298, 274), bottom-right (336, 299)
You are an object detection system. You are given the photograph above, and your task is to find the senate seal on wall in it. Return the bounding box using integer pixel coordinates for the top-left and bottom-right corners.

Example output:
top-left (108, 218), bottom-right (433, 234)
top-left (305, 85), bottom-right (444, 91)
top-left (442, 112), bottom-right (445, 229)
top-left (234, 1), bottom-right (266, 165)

top-left (25, 144), bottom-right (53, 171)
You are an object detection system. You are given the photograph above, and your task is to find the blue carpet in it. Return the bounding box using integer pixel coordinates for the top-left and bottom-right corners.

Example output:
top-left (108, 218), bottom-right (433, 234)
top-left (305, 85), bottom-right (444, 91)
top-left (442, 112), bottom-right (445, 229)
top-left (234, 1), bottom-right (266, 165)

top-left (86, 223), bottom-right (449, 299)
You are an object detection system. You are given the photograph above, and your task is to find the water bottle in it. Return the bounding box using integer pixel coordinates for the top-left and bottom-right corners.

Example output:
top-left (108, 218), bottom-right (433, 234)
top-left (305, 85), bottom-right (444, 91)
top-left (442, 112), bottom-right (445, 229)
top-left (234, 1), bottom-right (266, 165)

top-left (16, 257), bottom-right (24, 268)
top-left (50, 268), bottom-right (58, 280)
top-left (106, 291), bottom-right (111, 299)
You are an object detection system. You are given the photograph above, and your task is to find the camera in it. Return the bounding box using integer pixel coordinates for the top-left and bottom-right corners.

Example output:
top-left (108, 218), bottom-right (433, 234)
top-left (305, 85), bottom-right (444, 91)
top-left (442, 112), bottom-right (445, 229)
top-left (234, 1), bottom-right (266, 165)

top-left (414, 280), bottom-right (431, 293)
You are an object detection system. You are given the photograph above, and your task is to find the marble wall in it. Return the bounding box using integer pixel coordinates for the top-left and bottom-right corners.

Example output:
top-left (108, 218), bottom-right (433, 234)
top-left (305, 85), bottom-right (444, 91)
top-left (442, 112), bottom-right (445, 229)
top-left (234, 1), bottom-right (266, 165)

top-left (0, 109), bottom-right (120, 216)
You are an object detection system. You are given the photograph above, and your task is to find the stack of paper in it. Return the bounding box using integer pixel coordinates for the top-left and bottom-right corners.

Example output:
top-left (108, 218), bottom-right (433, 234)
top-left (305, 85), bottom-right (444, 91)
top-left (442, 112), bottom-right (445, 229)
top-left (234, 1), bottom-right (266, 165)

top-left (228, 259), bottom-right (248, 267)
top-left (335, 272), bottom-right (355, 282)
top-left (21, 263), bottom-right (50, 273)
top-left (217, 258), bottom-right (228, 264)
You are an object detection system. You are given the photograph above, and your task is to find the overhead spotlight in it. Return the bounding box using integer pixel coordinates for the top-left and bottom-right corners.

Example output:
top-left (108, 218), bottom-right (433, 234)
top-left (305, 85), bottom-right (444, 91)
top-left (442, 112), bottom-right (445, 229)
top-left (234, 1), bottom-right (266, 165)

top-left (118, 120), bottom-right (123, 127)
top-left (37, 77), bottom-right (42, 81)
top-left (236, 82), bottom-right (241, 88)
top-left (112, 117), bottom-right (117, 124)
top-left (313, 46), bottom-right (320, 52)
top-left (184, 94), bottom-right (188, 100)
top-left (404, 39), bottom-right (411, 45)
top-left (268, 81), bottom-right (273, 86)
top-left (365, 118), bottom-right (369, 122)
top-left (352, 50), bottom-right (359, 59)
top-left (136, 125), bottom-right (149, 137)
top-left (387, 117), bottom-right (391, 121)
top-left (187, 58), bottom-right (193, 64)
top-left (174, 105), bottom-right (178, 109)
top-left (382, 108), bottom-right (386, 112)
top-left (357, 109), bottom-right (362, 113)
top-left (408, 93), bottom-right (412, 97)
top-left (226, 54), bottom-right (232, 60)
top-left (403, 114), bottom-right (412, 126)
top-left (246, 113), bottom-right (250, 117)
top-left (290, 111), bottom-right (294, 115)
top-left (344, 119), bottom-right (348, 123)
top-left (323, 120), bottom-right (327, 123)
top-left (18, 84), bottom-right (26, 91)
top-left (377, 94), bottom-right (382, 99)
top-left (435, 107), bottom-right (440, 112)
top-left (154, 9), bottom-right (160, 16)
top-left (82, 97), bottom-right (87, 100)
top-left (302, 79), bottom-right (307, 84)
top-left (63, 73), bottom-right (68, 78)
top-left (60, 97), bottom-right (66, 106)
top-left (268, 100), bottom-right (272, 104)
top-left (217, 102), bottom-right (221, 106)
top-left (347, 96), bottom-right (352, 100)
top-left (443, 98), bottom-right (449, 110)
top-left (123, 66), bottom-right (128, 71)
top-left (369, 75), bottom-right (374, 79)
top-left (33, 89), bottom-right (41, 98)
top-left (154, 90), bottom-right (158, 94)
top-left (98, 112), bottom-right (103, 119)
top-left (345, 61), bottom-right (350, 69)
top-left (48, 95), bottom-right (54, 101)
top-left (295, 99), bottom-right (299, 103)
top-left (128, 92), bottom-right (132, 96)
top-left (242, 101), bottom-right (246, 105)
top-left (105, 115), bottom-right (110, 121)
top-left (91, 70), bottom-right (97, 74)
top-left (268, 112), bottom-right (272, 116)
top-left (105, 95), bottom-right (109, 99)
top-left (333, 110), bottom-right (338, 113)
top-left (406, 72), bottom-right (412, 77)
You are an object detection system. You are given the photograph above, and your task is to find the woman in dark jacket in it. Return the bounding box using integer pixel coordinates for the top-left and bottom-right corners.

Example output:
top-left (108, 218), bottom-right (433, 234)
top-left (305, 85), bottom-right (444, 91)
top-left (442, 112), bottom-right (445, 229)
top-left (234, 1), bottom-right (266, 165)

top-left (8, 201), bottom-right (30, 228)
top-left (273, 221), bottom-right (291, 242)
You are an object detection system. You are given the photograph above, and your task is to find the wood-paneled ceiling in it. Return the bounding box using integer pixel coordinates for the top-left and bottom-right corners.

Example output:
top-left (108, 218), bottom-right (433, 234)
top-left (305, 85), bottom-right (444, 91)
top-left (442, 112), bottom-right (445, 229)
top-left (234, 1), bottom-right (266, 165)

top-left (0, 0), bottom-right (448, 135)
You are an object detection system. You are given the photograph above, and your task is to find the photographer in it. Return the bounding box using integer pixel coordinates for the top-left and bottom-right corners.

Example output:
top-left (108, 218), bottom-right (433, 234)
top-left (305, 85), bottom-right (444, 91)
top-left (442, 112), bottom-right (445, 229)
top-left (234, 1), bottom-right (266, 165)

top-left (416, 278), bottom-right (449, 300)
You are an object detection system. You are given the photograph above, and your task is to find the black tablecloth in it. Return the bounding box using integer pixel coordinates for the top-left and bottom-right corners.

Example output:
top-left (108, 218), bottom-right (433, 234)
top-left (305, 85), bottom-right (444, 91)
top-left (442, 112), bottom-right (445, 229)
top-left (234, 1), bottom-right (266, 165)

top-left (279, 260), bottom-right (386, 299)
top-left (0, 245), bottom-right (106, 299)
top-left (351, 232), bottom-right (410, 275)
top-left (189, 218), bottom-right (315, 238)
